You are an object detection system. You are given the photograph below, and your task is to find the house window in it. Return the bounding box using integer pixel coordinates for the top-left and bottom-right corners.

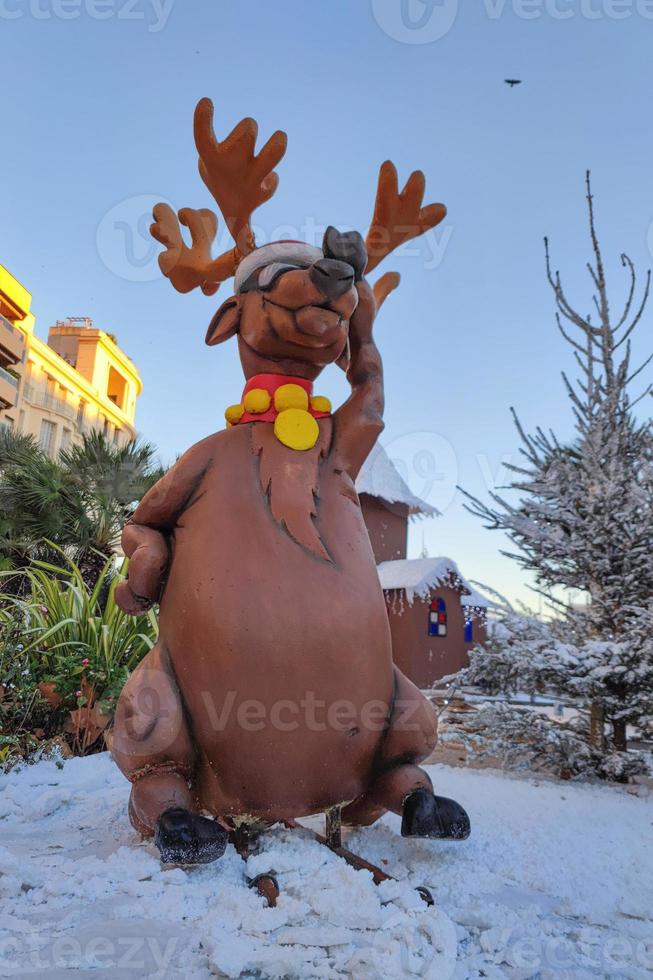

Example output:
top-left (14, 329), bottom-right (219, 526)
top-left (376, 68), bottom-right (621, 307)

top-left (38, 419), bottom-right (57, 456)
top-left (428, 597), bottom-right (447, 637)
top-left (464, 620), bottom-right (473, 643)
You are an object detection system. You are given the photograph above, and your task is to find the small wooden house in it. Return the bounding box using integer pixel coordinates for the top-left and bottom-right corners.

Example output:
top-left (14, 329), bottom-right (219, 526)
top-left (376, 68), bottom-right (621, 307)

top-left (356, 445), bottom-right (488, 688)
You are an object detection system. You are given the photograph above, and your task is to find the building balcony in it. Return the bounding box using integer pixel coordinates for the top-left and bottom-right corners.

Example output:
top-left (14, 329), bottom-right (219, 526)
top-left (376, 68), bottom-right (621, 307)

top-left (0, 314), bottom-right (25, 366)
top-left (22, 382), bottom-right (78, 422)
top-left (0, 365), bottom-right (19, 410)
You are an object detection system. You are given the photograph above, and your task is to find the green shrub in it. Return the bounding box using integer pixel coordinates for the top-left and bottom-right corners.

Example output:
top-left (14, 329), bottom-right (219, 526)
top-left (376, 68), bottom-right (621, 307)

top-left (0, 547), bottom-right (157, 759)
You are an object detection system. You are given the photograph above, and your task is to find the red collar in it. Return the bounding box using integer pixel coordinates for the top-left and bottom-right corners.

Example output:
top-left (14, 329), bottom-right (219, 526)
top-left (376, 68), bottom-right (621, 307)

top-left (226, 373), bottom-right (331, 426)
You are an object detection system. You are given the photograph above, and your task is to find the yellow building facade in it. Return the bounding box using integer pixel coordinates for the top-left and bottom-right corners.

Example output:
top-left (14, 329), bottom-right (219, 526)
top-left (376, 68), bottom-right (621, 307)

top-left (0, 264), bottom-right (142, 454)
top-left (0, 267), bottom-right (27, 417)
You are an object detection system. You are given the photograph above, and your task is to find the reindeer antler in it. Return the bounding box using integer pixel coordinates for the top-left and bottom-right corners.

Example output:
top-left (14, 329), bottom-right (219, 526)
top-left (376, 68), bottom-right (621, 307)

top-left (194, 97), bottom-right (287, 257)
top-left (151, 205), bottom-right (231, 296)
top-left (151, 98), bottom-right (287, 295)
top-left (365, 161), bottom-right (446, 274)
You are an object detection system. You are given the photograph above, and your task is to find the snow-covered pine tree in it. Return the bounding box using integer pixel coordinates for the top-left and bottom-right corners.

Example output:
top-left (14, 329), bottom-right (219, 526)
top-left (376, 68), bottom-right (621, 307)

top-left (464, 173), bottom-right (653, 753)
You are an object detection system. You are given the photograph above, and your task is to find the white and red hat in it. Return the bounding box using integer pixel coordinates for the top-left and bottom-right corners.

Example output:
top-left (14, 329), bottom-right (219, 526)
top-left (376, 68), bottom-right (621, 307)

top-left (234, 241), bottom-right (323, 293)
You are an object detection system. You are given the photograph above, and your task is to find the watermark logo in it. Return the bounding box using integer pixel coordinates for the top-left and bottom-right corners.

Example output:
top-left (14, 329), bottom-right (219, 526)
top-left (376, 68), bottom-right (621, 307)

top-left (380, 430), bottom-right (459, 513)
top-left (371, 0), bottom-right (459, 43)
top-left (483, 0), bottom-right (653, 20)
top-left (370, 0), bottom-right (653, 39)
top-left (0, 0), bottom-right (174, 31)
top-left (97, 203), bottom-right (453, 284)
top-left (96, 194), bottom-right (168, 283)
top-left (0, 931), bottom-right (178, 976)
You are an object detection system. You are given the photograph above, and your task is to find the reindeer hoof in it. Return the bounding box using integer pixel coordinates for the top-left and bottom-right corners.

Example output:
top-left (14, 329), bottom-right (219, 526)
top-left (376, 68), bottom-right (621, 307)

top-left (401, 789), bottom-right (471, 841)
top-left (155, 807), bottom-right (228, 865)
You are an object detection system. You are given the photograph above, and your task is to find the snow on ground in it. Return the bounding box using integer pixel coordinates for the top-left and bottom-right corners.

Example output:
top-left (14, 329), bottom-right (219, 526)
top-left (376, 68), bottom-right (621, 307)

top-left (0, 754), bottom-right (651, 979)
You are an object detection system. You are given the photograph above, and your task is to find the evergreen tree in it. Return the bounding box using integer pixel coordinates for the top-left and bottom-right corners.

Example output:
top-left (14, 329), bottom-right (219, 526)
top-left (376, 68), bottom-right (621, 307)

top-left (464, 174), bottom-right (653, 752)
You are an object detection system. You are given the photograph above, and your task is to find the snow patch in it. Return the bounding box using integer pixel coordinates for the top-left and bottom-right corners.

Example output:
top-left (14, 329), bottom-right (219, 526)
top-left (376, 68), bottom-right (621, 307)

top-left (0, 753), bottom-right (651, 978)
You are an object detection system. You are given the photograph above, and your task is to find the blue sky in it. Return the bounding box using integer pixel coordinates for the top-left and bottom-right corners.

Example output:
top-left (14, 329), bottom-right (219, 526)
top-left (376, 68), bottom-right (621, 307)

top-left (2, 0), bottom-right (652, 606)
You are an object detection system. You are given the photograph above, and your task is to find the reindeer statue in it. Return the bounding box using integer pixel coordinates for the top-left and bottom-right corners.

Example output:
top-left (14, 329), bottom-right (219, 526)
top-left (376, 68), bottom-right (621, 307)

top-left (111, 98), bottom-right (470, 874)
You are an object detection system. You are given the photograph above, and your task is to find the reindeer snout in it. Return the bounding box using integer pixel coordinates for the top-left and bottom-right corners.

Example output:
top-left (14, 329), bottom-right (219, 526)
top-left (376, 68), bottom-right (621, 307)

top-left (309, 259), bottom-right (354, 300)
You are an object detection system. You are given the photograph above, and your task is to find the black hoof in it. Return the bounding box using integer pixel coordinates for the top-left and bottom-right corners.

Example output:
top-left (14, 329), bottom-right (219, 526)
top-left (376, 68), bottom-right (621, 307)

top-left (154, 807), bottom-right (229, 865)
top-left (401, 788), bottom-right (471, 841)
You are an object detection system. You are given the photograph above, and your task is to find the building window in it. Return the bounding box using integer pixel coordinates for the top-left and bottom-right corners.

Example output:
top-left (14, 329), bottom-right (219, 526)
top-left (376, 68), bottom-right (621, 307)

top-left (464, 620), bottom-right (473, 643)
top-left (38, 419), bottom-right (57, 456)
top-left (77, 400), bottom-right (85, 428)
top-left (60, 428), bottom-right (72, 451)
top-left (428, 597), bottom-right (447, 637)
top-left (107, 367), bottom-right (127, 410)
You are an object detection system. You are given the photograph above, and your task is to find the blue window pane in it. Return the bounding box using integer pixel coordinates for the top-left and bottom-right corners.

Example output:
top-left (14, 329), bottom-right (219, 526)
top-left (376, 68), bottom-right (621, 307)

top-left (429, 597), bottom-right (447, 636)
top-left (464, 621), bottom-right (473, 643)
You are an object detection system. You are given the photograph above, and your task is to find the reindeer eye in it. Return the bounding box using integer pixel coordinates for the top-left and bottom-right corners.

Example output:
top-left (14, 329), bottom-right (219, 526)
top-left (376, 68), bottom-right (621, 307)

top-left (258, 262), bottom-right (301, 290)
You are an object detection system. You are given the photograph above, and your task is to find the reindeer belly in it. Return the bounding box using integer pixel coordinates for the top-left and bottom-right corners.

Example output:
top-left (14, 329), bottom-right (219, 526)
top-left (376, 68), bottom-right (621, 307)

top-left (158, 426), bottom-right (394, 819)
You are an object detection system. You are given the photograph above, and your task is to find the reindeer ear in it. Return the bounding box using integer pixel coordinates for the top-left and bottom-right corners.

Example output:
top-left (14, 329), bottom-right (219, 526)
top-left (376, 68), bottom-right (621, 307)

top-left (205, 297), bottom-right (240, 346)
top-left (336, 336), bottom-right (351, 373)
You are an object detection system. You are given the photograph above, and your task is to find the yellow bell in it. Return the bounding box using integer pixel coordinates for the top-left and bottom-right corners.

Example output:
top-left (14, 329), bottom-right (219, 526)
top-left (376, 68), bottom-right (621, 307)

top-left (243, 388), bottom-right (272, 414)
top-left (274, 383), bottom-right (309, 412)
top-left (225, 403), bottom-right (244, 425)
top-left (274, 408), bottom-right (319, 451)
top-left (310, 395), bottom-right (331, 414)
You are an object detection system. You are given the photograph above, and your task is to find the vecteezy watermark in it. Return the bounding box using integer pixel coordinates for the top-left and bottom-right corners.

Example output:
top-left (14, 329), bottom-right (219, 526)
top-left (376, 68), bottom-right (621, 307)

top-left (474, 928), bottom-right (653, 974)
top-left (96, 194), bottom-right (170, 283)
top-left (96, 200), bottom-right (453, 283)
top-left (476, 452), bottom-right (514, 493)
top-left (371, 0), bottom-right (653, 43)
top-left (122, 685), bottom-right (428, 743)
top-left (0, 0), bottom-right (174, 31)
top-left (646, 218), bottom-right (653, 264)
top-left (247, 218), bottom-right (452, 272)
top-left (380, 430), bottom-right (459, 514)
top-left (483, 0), bottom-right (653, 19)
top-left (371, 0), bottom-right (460, 44)
top-left (0, 931), bottom-right (178, 975)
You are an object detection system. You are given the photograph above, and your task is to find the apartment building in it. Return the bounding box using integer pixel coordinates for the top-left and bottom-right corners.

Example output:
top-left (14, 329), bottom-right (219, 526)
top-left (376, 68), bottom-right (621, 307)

top-left (0, 264), bottom-right (142, 455)
top-left (0, 266), bottom-right (28, 424)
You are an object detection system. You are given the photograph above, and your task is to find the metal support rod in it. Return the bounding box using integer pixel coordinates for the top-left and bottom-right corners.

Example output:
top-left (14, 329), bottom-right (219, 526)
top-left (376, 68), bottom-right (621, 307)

top-left (325, 806), bottom-right (342, 849)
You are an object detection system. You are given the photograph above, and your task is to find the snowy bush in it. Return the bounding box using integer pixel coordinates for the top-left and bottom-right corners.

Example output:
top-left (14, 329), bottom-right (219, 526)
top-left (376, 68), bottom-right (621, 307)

top-left (455, 610), bottom-right (579, 696)
top-left (445, 604), bottom-right (651, 780)
top-left (447, 703), bottom-right (650, 782)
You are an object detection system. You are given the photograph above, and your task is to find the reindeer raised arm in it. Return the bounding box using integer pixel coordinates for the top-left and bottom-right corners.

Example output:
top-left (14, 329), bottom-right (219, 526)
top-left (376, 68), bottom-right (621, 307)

top-left (334, 158), bottom-right (447, 473)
